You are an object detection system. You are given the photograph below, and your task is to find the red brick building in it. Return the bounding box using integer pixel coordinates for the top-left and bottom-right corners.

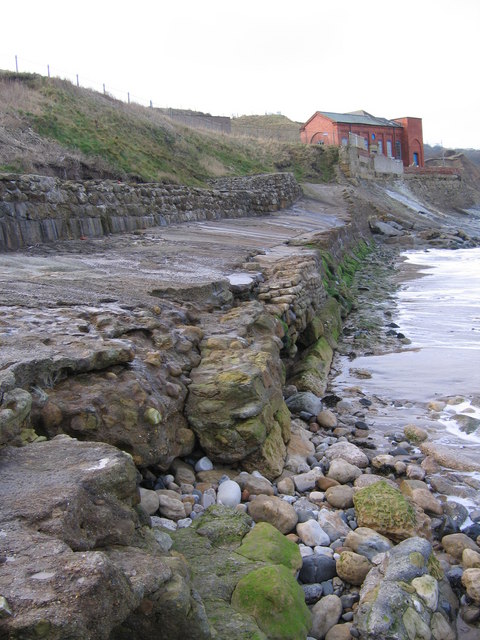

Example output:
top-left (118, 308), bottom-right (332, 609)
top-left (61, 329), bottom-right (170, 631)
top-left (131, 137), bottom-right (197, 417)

top-left (300, 110), bottom-right (424, 167)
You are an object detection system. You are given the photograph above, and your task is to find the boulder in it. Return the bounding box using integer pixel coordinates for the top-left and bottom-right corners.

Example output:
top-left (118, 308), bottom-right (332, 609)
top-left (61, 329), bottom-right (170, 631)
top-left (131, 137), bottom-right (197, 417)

top-left (344, 527), bottom-right (393, 561)
top-left (0, 437), bottom-right (210, 640)
top-left (317, 409), bottom-right (338, 429)
top-left (462, 568), bottom-right (480, 604)
top-left (327, 459), bottom-right (362, 484)
top-left (317, 508), bottom-right (351, 542)
top-left (234, 471), bottom-right (274, 496)
top-left (286, 391), bottom-right (322, 416)
top-left (284, 419), bottom-right (315, 473)
top-left (442, 533), bottom-right (480, 561)
top-left (325, 486), bottom-right (354, 509)
top-left (231, 565), bottom-right (312, 640)
top-left (336, 551), bottom-right (372, 586)
top-left (248, 495), bottom-right (298, 534)
top-left (293, 467), bottom-right (324, 493)
top-left (296, 520), bottom-right (330, 548)
top-left (185, 303), bottom-right (290, 480)
top-left (236, 522), bottom-right (302, 574)
top-left (299, 554), bottom-right (337, 585)
top-left (355, 537), bottom-right (457, 640)
top-left (324, 442), bottom-right (369, 468)
top-left (139, 487), bottom-right (160, 515)
top-left (310, 594), bottom-right (343, 640)
top-left (353, 480), bottom-right (431, 543)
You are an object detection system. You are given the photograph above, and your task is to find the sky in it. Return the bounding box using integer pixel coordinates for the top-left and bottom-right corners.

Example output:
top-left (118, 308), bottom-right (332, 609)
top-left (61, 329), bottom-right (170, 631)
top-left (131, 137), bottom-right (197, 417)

top-left (1, 0), bottom-right (479, 149)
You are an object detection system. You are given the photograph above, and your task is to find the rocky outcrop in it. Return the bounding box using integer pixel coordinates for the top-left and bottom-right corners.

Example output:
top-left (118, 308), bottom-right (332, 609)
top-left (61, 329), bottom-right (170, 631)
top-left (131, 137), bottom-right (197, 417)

top-left (0, 172), bottom-right (301, 251)
top-left (0, 436), bottom-right (210, 639)
top-left (171, 506), bottom-right (311, 640)
top-left (185, 302), bottom-right (290, 479)
top-left (355, 537), bottom-right (457, 640)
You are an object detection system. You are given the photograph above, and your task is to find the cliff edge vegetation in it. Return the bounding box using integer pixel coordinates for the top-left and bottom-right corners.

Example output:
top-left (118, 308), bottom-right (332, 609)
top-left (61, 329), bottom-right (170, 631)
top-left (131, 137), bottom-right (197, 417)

top-left (0, 70), bottom-right (338, 186)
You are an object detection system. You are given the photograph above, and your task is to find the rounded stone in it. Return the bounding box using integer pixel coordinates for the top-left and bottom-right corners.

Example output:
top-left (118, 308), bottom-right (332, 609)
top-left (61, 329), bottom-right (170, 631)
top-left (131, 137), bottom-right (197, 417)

top-left (299, 554), bottom-right (338, 585)
top-left (324, 442), bottom-right (369, 468)
top-left (216, 480), bottom-right (241, 508)
top-left (311, 594), bottom-right (343, 640)
top-left (248, 495), bottom-right (298, 534)
top-left (325, 623), bottom-right (353, 640)
top-left (442, 533), bottom-right (480, 561)
top-left (194, 456), bottom-right (213, 473)
top-left (327, 459), bottom-right (362, 485)
top-left (336, 551), bottom-right (372, 586)
top-left (317, 410), bottom-right (338, 429)
top-left (139, 487), bottom-right (160, 515)
top-left (277, 477), bottom-right (296, 495)
top-left (463, 548), bottom-right (480, 569)
top-left (344, 527), bottom-right (393, 561)
top-left (462, 568), bottom-right (480, 604)
top-left (297, 520), bottom-right (330, 547)
top-left (325, 486), bottom-right (354, 510)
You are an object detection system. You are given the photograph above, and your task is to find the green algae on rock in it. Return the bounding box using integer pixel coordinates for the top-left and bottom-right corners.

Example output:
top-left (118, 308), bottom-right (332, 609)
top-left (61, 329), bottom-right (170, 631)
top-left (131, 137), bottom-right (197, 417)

top-left (231, 564), bottom-right (312, 640)
top-left (235, 522), bottom-right (302, 574)
top-left (353, 480), bottom-right (422, 543)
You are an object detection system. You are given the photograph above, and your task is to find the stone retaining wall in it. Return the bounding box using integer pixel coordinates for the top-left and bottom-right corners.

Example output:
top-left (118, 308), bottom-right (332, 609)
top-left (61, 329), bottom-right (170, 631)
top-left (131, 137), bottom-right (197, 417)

top-left (0, 172), bottom-right (301, 251)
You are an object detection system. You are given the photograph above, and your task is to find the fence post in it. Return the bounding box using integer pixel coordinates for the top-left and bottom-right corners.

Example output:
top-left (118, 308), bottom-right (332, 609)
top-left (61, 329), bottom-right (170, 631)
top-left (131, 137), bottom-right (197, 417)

top-left (128, 92), bottom-right (130, 104)
top-left (76, 74), bottom-right (79, 87)
top-left (15, 55), bottom-right (18, 72)
top-left (47, 64), bottom-right (50, 78)
top-left (103, 83), bottom-right (106, 95)
top-left (150, 100), bottom-right (153, 108)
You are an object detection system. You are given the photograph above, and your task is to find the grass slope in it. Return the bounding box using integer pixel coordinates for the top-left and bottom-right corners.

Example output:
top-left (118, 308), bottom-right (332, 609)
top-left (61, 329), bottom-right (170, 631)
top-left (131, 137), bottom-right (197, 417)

top-left (0, 71), bottom-right (337, 186)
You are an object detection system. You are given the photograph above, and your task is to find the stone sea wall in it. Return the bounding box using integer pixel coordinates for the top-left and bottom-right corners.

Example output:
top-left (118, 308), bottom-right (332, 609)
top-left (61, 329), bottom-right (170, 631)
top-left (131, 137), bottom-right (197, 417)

top-left (0, 172), bottom-right (301, 251)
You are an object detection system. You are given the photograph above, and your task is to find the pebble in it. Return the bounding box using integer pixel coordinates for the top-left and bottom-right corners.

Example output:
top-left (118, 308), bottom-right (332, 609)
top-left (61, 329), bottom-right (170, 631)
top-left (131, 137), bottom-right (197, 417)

top-left (217, 480), bottom-right (241, 507)
top-left (194, 456), bottom-right (213, 472)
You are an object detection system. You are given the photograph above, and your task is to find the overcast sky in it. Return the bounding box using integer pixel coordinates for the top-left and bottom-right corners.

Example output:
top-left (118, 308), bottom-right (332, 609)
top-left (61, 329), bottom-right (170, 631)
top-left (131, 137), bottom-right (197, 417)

top-left (1, 0), bottom-right (479, 149)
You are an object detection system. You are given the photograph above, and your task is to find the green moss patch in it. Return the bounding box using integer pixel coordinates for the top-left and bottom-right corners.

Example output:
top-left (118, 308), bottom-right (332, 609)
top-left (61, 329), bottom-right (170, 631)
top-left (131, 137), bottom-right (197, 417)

top-left (235, 522), bottom-right (302, 573)
top-left (231, 564), bottom-right (311, 640)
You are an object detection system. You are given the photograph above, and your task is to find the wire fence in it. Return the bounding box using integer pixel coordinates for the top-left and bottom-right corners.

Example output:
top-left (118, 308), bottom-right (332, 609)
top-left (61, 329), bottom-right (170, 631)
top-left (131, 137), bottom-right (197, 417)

top-left (0, 51), bottom-right (197, 113)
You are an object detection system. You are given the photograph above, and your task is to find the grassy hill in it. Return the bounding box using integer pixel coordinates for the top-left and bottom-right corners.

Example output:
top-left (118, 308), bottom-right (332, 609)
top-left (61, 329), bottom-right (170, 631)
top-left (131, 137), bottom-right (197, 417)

top-left (0, 71), bottom-right (337, 186)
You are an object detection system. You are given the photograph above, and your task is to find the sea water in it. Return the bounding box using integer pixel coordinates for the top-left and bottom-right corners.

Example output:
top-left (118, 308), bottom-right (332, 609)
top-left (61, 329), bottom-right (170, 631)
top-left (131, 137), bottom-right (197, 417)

top-left (332, 247), bottom-right (480, 444)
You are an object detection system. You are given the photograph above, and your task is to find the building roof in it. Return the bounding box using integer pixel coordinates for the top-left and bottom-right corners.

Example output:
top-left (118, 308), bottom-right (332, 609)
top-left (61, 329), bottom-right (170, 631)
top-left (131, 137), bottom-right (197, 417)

top-left (301, 110), bottom-right (403, 129)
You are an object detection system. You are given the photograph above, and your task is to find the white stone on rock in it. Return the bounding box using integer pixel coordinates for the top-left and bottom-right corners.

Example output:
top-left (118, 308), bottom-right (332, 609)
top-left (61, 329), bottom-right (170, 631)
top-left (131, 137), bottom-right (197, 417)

top-left (314, 546), bottom-right (334, 558)
top-left (217, 480), bottom-right (241, 507)
top-left (177, 518), bottom-right (193, 529)
top-left (194, 456), bottom-right (213, 473)
top-left (310, 594), bottom-right (343, 640)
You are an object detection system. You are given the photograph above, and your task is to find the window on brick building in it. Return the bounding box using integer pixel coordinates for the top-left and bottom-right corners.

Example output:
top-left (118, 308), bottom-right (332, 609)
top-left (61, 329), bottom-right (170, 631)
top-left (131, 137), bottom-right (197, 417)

top-left (386, 140), bottom-right (393, 157)
top-left (341, 137), bottom-right (348, 146)
top-left (378, 140), bottom-right (383, 154)
top-left (395, 141), bottom-right (402, 160)
top-left (363, 138), bottom-right (368, 150)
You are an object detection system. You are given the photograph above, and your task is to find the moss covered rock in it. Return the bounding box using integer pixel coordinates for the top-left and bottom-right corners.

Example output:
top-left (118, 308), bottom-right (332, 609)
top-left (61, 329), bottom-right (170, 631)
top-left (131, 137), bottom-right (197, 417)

top-left (192, 504), bottom-right (252, 547)
top-left (231, 564), bottom-right (312, 640)
top-left (353, 480), bottom-right (425, 543)
top-left (235, 522), bottom-right (302, 573)
top-left (185, 302), bottom-right (289, 479)
top-left (289, 336), bottom-right (333, 395)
